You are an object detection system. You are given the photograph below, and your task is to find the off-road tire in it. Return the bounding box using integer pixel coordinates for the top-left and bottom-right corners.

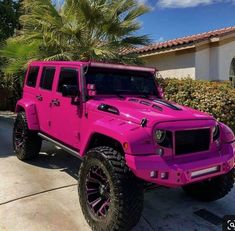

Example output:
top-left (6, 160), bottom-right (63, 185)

top-left (182, 168), bottom-right (235, 202)
top-left (78, 146), bottom-right (144, 231)
top-left (13, 112), bottom-right (42, 160)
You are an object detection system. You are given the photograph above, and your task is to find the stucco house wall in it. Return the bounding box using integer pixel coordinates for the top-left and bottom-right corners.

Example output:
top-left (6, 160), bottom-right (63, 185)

top-left (194, 38), bottom-right (235, 81)
top-left (135, 27), bottom-right (235, 82)
top-left (143, 49), bottom-right (196, 79)
top-left (195, 45), bottom-right (210, 80)
top-left (217, 39), bottom-right (235, 81)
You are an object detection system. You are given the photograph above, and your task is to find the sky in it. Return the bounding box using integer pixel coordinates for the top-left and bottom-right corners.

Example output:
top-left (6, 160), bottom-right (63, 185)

top-left (138, 0), bottom-right (235, 42)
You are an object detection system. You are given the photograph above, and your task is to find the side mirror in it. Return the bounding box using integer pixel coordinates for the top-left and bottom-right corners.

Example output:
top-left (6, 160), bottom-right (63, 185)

top-left (157, 86), bottom-right (164, 99)
top-left (61, 84), bottom-right (79, 98)
top-left (87, 84), bottom-right (97, 97)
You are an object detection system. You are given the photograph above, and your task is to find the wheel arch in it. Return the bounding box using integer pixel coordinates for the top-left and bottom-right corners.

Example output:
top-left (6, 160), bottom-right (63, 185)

top-left (15, 99), bottom-right (40, 130)
top-left (82, 132), bottom-right (125, 156)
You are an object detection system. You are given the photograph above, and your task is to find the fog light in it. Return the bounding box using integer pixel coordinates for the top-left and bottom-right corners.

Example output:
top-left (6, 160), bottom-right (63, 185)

top-left (191, 166), bottom-right (220, 178)
top-left (150, 171), bottom-right (157, 178)
top-left (160, 172), bottom-right (169, 179)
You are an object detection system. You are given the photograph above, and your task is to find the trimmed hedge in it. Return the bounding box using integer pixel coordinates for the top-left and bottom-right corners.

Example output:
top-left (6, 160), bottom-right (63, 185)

top-left (157, 78), bottom-right (235, 132)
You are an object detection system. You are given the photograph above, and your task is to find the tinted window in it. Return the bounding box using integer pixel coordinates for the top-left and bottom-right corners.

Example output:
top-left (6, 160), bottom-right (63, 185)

top-left (40, 67), bottom-right (56, 90)
top-left (57, 68), bottom-right (78, 92)
top-left (26, 66), bottom-right (39, 87)
top-left (86, 68), bottom-right (158, 96)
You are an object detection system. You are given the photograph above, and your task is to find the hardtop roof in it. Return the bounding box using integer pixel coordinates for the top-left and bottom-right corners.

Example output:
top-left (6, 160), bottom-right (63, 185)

top-left (29, 61), bottom-right (156, 74)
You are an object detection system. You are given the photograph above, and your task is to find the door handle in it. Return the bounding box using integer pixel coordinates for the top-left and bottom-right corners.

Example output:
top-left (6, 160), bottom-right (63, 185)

top-left (51, 99), bottom-right (60, 106)
top-left (36, 95), bottom-right (43, 101)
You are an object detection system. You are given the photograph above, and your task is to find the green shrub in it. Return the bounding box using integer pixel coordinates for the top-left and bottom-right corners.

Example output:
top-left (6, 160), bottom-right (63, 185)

top-left (157, 78), bottom-right (235, 132)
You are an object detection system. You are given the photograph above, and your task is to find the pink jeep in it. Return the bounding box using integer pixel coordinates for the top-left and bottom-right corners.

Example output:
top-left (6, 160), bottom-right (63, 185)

top-left (13, 61), bottom-right (235, 231)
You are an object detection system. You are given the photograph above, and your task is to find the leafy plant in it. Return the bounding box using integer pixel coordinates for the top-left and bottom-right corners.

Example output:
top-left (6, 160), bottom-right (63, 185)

top-left (0, 0), bottom-right (21, 42)
top-left (158, 78), bottom-right (235, 132)
top-left (1, 0), bottom-right (150, 74)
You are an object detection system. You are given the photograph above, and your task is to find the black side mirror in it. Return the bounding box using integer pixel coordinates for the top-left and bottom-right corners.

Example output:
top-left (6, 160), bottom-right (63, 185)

top-left (61, 84), bottom-right (79, 97)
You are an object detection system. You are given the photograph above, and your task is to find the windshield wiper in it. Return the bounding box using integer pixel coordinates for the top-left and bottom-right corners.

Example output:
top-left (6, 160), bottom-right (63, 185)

top-left (139, 95), bottom-right (149, 99)
top-left (138, 92), bottom-right (151, 99)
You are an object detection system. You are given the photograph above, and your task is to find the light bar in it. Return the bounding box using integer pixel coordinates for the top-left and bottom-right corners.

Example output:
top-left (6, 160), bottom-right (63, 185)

top-left (191, 166), bottom-right (220, 179)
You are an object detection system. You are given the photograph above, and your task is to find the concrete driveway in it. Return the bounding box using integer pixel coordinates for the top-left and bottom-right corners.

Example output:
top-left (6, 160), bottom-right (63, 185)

top-left (0, 115), bottom-right (234, 231)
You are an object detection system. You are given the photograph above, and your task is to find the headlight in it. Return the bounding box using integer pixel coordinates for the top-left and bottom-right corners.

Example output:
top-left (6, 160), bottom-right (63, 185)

top-left (154, 130), bottom-right (166, 143)
top-left (212, 125), bottom-right (220, 141)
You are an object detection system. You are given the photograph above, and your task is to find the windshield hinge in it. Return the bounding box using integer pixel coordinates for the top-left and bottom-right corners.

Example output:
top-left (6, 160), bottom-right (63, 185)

top-left (141, 118), bottom-right (148, 127)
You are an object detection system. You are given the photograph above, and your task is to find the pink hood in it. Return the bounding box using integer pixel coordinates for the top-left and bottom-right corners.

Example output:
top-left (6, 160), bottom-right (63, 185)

top-left (87, 96), bottom-right (214, 127)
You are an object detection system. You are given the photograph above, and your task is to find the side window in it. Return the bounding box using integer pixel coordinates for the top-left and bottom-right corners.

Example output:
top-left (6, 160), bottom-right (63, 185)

top-left (26, 66), bottom-right (39, 87)
top-left (40, 67), bottom-right (56, 90)
top-left (57, 68), bottom-right (78, 93)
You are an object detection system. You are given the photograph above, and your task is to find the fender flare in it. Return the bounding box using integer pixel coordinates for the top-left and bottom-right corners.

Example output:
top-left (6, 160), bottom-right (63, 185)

top-left (80, 124), bottom-right (127, 156)
top-left (219, 122), bottom-right (235, 143)
top-left (79, 118), bottom-right (154, 156)
top-left (15, 99), bottom-right (40, 130)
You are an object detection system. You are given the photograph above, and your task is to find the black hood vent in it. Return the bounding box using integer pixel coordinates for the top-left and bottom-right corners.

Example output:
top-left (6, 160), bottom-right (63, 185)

top-left (140, 100), bottom-right (151, 106)
top-left (98, 104), bottom-right (119, 115)
top-left (153, 99), bottom-right (182, 111)
top-left (128, 98), bottom-right (163, 111)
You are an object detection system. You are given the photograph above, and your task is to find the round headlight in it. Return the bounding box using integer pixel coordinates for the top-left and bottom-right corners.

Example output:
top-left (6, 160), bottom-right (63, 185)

top-left (154, 130), bottom-right (166, 143)
top-left (213, 125), bottom-right (220, 141)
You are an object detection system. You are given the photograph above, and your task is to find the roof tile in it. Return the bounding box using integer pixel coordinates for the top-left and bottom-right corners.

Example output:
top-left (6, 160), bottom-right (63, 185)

top-left (124, 26), bottom-right (235, 55)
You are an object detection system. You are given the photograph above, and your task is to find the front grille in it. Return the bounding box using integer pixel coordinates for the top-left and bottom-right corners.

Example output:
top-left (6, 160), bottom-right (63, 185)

top-left (175, 129), bottom-right (210, 155)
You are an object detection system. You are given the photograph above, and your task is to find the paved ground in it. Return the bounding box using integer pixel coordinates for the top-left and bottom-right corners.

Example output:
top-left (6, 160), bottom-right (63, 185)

top-left (0, 115), bottom-right (234, 231)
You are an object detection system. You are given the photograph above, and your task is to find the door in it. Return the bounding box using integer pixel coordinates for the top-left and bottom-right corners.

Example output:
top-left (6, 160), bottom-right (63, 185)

top-left (36, 66), bottom-right (56, 134)
top-left (50, 66), bottom-right (81, 149)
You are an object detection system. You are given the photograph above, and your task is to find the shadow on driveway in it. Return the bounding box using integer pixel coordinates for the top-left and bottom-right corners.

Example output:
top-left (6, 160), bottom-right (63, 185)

top-left (1, 116), bottom-right (234, 231)
top-left (29, 144), bottom-right (81, 180)
top-left (0, 117), bottom-right (14, 158)
top-left (0, 116), bottom-right (81, 180)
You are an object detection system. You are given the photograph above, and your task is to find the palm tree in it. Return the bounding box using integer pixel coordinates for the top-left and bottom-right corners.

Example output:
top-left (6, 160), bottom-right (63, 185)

top-left (1, 0), bottom-right (150, 74)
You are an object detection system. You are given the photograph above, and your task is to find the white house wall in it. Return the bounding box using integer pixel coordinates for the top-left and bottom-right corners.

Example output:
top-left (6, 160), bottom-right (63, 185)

top-left (142, 51), bottom-right (196, 79)
top-left (217, 39), bottom-right (235, 81)
top-left (141, 37), bottom-right (235, 81)
top-left (195, 39), bottom-right (235, 81)
top-left (195, 46), bottom-right (210, 80)
top-left (209, 44), bottom-right (220, 81)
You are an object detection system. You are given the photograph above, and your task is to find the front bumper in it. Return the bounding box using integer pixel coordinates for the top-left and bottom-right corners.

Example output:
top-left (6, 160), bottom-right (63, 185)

top-left (125, 141), bottom-right (235, 188)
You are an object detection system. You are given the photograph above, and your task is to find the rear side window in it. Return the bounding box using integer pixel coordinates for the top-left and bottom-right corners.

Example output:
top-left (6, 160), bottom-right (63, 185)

top-left (40, 67), bottom-right (56, 90)
top-left (57, 68), bottom-right (78, 92)
top-left (26, 66), bottom-right (39, 87)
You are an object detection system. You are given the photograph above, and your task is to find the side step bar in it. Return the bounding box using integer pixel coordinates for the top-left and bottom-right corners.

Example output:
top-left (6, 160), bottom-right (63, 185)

top-left (38, 133), bottom-right (81, 159)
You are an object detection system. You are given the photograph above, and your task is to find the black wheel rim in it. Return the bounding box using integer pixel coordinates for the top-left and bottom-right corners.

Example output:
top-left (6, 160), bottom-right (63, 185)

top-left (85, 166), bottom-right (111, 219)
top-left (14, 120), bottom-right (25, 150)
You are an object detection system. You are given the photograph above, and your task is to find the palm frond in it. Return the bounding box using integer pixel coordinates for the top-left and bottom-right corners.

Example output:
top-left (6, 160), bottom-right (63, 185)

top-left (0, 38), bottom-right (40, 74)
top-left (1, 0), bottom-right (151, 74)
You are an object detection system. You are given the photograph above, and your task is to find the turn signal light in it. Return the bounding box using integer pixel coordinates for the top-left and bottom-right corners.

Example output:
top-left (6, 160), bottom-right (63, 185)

top-left (123, 142), bottom-right (129, 151)
top-left (160, 172), bottom-right (169, 179)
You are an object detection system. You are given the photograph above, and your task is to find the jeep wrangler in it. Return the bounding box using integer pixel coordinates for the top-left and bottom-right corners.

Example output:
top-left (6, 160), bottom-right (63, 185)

top-left (13, 61), bottom-right (235, 231)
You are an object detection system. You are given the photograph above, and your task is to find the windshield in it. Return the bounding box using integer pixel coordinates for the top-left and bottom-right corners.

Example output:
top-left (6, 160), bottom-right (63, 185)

top-left (85, 68), bottom-right (158, 96)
